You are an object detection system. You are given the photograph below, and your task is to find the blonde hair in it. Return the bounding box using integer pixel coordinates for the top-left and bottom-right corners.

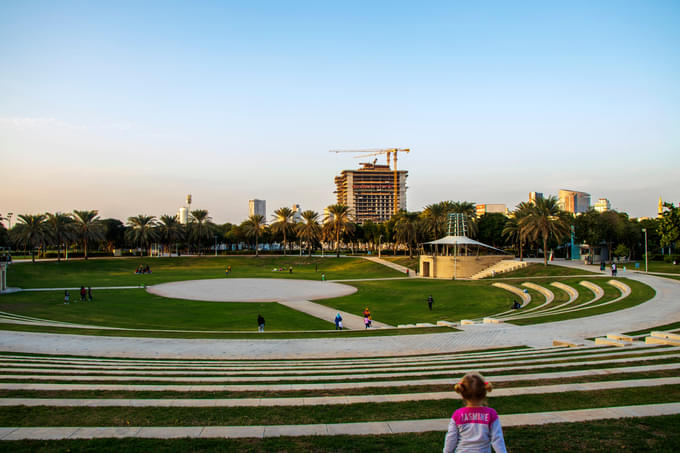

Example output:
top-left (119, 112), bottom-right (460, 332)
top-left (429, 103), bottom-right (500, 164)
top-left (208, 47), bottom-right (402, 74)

top-left (454, 373), bottom-right (493, 403)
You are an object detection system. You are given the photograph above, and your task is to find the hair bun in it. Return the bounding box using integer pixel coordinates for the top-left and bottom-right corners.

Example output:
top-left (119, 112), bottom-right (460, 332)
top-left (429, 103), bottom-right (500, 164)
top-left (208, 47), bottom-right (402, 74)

top-left (454, 383), bottom-right (463, 394)
top-left (484, 381), bottom-right (493, 392)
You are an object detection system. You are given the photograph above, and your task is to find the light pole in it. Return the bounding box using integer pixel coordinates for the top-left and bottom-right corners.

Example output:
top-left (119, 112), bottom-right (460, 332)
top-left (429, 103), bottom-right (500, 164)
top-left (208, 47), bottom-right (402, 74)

top-left (214, 235), bottom-right (218, 257)
top-left (642, 228), bottom-right (648, 273)
top-left (378, 235), bottom-right (383, 259)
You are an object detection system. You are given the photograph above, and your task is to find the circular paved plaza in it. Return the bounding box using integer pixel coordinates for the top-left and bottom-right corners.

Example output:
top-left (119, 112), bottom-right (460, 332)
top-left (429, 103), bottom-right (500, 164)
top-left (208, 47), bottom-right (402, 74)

top-left (146, 278), bottom-right (357, 302)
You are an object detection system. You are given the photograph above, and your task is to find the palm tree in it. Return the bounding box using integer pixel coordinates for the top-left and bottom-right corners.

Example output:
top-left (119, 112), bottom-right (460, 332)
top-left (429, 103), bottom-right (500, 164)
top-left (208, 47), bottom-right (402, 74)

top-left (271, 207), bottom-right (295, 255)
top-left (519, 196), bottom-right (570, 266)
top-left (421, 202), bottom-right (451, 239)
top-left (158, 214), bottom-right (185, 256)
top-left (126, 215), bottom-right (159, 256)
top-left (46, 212), bottom-right (74, 262)
top-left (324, 204), bottom-right (355, 257)
top-left (11, 214), bottom-right (47, 263)
top-left (394, 210), bottom-right (421, 258)
top-left (189, 209), bottom-right (215, 255)
top-left (243, 214), bottom-right (266, 256)
top-left (503, 202), bottom-right (532, 261)
top-left (297, 210), bottom-right (321, 256)
top-left (72, 210), bottom-right (104, 260)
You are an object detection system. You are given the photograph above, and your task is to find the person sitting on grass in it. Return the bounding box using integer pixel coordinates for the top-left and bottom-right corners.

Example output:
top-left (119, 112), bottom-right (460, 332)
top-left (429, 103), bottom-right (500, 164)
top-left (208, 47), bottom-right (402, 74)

top-left (135, 265), bottom-right (143, 274)
top-left (443, 372), bottom-right (507, 453)
top-left (64, 290), bottom-right (70, 304)
top-left (257, 314), bottom-right (265, 333)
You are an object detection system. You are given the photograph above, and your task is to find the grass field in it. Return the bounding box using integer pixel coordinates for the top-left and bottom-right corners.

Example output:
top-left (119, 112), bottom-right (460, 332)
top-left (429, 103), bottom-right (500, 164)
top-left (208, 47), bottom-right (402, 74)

top-left (318, 279), bottom-right (513, 325)
top-left (6, 256), bottom-right (402, 288)
top-left (382, 256), bottom-right (419, 270)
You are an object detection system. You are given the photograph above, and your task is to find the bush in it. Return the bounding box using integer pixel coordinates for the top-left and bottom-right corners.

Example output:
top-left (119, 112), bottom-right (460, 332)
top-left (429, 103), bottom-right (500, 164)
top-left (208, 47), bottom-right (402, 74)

top-left (663, 254), bottom-right (680, 264)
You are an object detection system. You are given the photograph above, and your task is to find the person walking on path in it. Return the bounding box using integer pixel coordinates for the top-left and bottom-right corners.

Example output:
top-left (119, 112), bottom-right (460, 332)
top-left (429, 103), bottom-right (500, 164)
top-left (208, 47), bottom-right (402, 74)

top-left (427, 295), bottom-right (434, 311)
top-left (443, 372), bottom-right (507, 453)
top-left (321, 273), bottom-right (325, 281)
top-left (87, 287), bottom-right (93, 301)
top-left (79, 286), bottom-right (86, 302)
top-left (257, 314), bottom-right (265, 333)
top-left (334, 312), bottom-right (343, 330)
top-left (611, 263), bottom-right (617, 277)
top-left (64, 290), bottom-right (70, 304)
top-left (364, 315), bottom-right (371, 329)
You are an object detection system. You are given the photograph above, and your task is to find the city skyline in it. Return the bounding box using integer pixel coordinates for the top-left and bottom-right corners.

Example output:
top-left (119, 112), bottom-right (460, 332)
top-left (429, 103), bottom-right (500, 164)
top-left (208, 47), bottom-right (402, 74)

top-left (2, 1), bottom-right (679, 223)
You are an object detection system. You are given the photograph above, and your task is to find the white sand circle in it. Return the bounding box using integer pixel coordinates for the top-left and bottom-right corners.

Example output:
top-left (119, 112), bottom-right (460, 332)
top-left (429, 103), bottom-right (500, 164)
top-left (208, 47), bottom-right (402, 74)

top-left (147, 278), bottom-right (357, 302)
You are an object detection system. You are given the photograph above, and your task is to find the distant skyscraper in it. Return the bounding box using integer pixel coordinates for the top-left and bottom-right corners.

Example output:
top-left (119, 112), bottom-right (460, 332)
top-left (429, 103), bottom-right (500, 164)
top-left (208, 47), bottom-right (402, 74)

top-left (475, 203), bottom-right (507, 217)
top-left (593, 198), bottom-right (611, 213)
top-left (292, 204), bottom-right (303, 223)
top-left (177, 207), bottom-right (189, 224)
top-left (529, 192), bottom-right (543, 204)
top-left (558, 189), bottom-right (591, 214)
top-left (249, 199), bottom-right (266, 220)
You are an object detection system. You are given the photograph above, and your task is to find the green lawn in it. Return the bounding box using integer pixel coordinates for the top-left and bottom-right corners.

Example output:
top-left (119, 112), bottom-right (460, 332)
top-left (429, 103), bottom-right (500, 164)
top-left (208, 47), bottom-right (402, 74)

top-left (318, 279), bottom-right (514, 324)
top-left (492, 263), bottom-right (598, 279)
top-left (0, 289), bottom-right (332, 332)
top-left (382, 256), bottom-right (419, 270)
top-left (628, 260), bottom-right (680, 274)
top-left (6, 256), bottom-right (402, 288)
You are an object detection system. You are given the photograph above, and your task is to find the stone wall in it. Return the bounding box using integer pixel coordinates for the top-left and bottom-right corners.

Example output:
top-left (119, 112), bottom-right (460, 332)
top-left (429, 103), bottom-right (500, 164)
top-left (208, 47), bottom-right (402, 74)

top-left (419, 254), bottom-right (507, 279)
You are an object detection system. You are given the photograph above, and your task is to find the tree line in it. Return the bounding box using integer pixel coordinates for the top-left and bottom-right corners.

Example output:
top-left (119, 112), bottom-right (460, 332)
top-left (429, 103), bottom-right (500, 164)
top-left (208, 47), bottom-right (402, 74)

top-left (1, 198), bottom-right (678, 264)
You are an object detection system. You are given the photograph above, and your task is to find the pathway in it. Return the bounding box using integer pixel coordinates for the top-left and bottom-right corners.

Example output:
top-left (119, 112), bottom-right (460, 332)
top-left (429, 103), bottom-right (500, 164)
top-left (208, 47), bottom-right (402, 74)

top-left (363, 256), bottom-right (413, 275)
top-left (1, 403), bottom-right (678, 440)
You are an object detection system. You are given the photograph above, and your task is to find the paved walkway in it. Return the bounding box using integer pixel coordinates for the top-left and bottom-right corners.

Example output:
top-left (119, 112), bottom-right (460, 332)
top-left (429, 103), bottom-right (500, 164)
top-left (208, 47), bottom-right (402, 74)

top-left (363, 256), bottom-right (413, 275)
top-left (0, 402), bottom-right (678, 440)
top-left (277, 300), bottom-right (392, 330)
top-left (1, 377), bottom-right (676, 408)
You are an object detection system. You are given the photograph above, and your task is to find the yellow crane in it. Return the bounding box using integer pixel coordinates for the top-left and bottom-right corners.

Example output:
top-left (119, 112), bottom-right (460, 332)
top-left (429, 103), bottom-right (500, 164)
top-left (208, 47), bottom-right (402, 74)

top-left (329, 148), bottom-right (410, 214)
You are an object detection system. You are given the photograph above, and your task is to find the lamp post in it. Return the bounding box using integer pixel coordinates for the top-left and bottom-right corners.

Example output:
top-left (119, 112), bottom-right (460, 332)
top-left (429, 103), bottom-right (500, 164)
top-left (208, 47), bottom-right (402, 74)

top-left (214, 235), bottom-right (218, 257)
top-left (642, 228), bottom-right (648, 273)
top-left (378, 235), bottom-right (383, 259)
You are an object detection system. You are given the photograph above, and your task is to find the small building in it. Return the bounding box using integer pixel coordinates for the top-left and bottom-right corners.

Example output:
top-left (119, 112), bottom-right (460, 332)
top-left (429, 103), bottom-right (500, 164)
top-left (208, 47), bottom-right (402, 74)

top-left (593, 198), bottom-right (611, 213)
top-left (419, 235), bottom-right (509, 279)
top-left (475, 203), bottom-right (507, 217)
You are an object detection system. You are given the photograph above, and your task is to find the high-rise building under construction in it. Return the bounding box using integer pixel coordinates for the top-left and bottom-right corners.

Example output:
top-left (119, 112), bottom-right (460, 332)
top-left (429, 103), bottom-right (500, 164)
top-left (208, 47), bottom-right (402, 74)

top-left (334, 162), bottom-right (408, 223)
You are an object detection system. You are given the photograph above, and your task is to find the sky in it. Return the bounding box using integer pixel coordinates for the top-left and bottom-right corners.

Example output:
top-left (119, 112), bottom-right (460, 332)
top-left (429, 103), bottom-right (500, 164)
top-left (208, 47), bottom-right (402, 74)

top-left (1, 0), bottom-right (679, 224)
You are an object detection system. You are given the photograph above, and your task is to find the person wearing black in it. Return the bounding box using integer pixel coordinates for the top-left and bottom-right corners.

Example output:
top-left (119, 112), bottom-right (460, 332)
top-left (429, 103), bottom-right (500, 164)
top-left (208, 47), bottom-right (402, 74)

top-left (257, 314), bottom-right (265, 332)
top-left (427, 295), bottom-right (434, 311)
top-left (80, 286), bottom-right (86, 302)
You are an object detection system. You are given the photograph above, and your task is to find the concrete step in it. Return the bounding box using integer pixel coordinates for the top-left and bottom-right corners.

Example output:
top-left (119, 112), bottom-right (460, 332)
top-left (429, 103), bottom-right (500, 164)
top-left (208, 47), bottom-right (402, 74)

top-left (436, 321), bottom-right (457, 328)
top-left (483, 318), bottom-right (503, 324)
top-left (594, 337), bottom-right (632, 347)
top-left (651, 331), bottom-right (680, 341)
top-left (645, 336), bottom-right (680, 346)
top-left (415, 323), bottom-right (436, 327)
top-left (460, 320), bottom-right (475, 325)
top-left (553, 340), bottom-right (584, 348)
top-left (606, 333), bottom-right (634, 342)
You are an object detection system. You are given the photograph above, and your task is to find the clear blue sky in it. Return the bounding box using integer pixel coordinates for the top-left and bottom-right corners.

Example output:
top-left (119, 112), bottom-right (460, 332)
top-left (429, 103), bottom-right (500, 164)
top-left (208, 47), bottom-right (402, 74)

top-left (1, 0), bottom-right (678, 222)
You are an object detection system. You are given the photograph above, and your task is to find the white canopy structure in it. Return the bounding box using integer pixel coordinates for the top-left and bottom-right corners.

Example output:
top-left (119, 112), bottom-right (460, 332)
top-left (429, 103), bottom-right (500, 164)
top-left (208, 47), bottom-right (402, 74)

top-left (423, 235), bottom-right (508, 256)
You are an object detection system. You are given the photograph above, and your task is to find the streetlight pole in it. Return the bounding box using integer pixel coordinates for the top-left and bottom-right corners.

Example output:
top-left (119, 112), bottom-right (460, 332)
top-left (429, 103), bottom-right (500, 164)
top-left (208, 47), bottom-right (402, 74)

top-left (642, 228), bottom-right (648, 273)
top-left (378, 235), bottom-right (383, 259)
top-left (214, 236), bottom-right (218, 257)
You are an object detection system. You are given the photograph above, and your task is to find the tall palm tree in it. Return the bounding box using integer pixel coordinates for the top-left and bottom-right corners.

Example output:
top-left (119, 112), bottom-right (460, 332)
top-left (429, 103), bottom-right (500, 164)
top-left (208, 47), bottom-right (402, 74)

top-left (503, 202), bottom-right (532, 261)
top-left (519, 196), bottom-right (570, 266)
top-left (11, 214), bottom-right (47, 263)
top-left (324, 204), bottom-right (355, 258)
top-left (271, 207), bottom-right (295, 255)
top-left (46, 212), bottom-right (74, 262)
top-left (421, 202), bottom-right (450, 239)
top-left (72, 210), bottom-right (104, 260)
top-left (394, 210), bottom-right (421, 258)
top-left (297, 210), bottom-right (321, 256)
top-left (189, 209), bottom-right (215, 255)
top-left (158, 214), bottom-right (185, 256)
top-left (243, 214), bottom-right (266, 256)
top-left (126, 215), bottom-right (159, 256)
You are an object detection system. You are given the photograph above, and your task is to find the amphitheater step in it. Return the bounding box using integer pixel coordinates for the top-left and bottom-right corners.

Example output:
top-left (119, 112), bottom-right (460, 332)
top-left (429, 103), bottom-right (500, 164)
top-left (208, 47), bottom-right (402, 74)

top-left (483, 318), bottom-right (503, 324)
top-left (553, 340), bottom-right (584, 348)
top-left (651, 331), bottom-right (680, 341)
top-left (436, 320), bottom-right (457, 328)
top-left (460, 319), bottom-right (475, 325)
top-left (594, 337), bottom-right (633, 347)
top-left (645, 336), bottom-right (680, 346)
top-left (606, 333), bottom-right (634, 342)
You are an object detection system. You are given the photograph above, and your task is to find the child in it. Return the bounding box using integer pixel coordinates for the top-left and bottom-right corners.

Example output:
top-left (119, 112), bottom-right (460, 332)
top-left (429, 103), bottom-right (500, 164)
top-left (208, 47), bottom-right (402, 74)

top-left (443, 373), bottom-right (507, 453)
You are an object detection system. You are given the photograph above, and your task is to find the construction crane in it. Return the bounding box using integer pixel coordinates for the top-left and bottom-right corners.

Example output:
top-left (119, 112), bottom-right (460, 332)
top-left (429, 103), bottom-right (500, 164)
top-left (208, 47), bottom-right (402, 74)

top-left (329, 148), bottom-right (410, 214)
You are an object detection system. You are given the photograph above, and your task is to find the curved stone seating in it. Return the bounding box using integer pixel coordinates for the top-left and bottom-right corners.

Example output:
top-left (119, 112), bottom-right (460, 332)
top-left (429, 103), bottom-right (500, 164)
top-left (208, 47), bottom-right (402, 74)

top-left (489, 283), bottom-right (532, 317)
